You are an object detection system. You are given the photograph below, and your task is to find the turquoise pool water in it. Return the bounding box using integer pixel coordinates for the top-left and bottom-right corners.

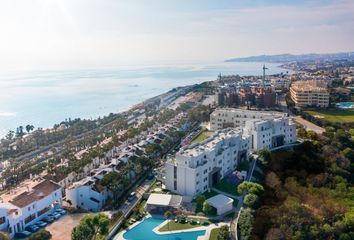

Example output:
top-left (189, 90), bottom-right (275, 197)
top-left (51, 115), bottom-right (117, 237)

top-left (336, 102), bottom-right (354, 109)
top-left (122, 217), bottom-right (206, 240)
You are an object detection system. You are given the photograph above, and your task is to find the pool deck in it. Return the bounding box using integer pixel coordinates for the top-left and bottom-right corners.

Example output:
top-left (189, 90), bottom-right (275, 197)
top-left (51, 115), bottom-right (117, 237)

top-left (114, 215), bottom-right (229, 240)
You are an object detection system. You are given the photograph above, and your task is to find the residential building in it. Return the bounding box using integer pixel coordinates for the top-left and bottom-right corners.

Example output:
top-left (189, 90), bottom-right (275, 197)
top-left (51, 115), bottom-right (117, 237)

top-left (210, 108), bottom-right (296, 151)
top-left (0, 178), bottom-right (62, 238)
top-left (165, 128), bottom-right (250, 197)
top-left (290, 80), bottom-right (330, 108)
top-left (65, 167), bottom-right (112, 212)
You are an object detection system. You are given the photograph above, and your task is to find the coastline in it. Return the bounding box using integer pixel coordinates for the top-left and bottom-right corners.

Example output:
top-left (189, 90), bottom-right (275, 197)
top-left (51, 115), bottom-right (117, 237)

top-left (0, 62), bottom-right (291, 138)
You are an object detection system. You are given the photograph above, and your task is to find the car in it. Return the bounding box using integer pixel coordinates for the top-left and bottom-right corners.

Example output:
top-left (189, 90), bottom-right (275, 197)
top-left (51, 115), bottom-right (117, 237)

top-left (48, 212), bottom-right (61, 220)
top-left (43, 216), bottom-right (54, 223)
top-left (14, 231), bottom-right (32, 238)
top-left (35, 221), bottom-right (48, 228)
top-left (55, 208), bottom-right (67, 215)
top-left (25, 225), bottom-right (40, 233)
top-left (127, 192), bottom-right (136, 202)
top-left (147, 173), bottom-right (154, 180)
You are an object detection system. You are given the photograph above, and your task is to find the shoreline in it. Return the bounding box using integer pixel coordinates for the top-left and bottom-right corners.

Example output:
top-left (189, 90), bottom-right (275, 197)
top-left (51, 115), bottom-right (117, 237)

top-left (0, 62), bottom-right (291, 139)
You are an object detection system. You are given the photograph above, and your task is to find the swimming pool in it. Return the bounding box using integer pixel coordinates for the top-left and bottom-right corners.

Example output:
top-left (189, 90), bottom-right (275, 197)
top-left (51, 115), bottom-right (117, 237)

top-left (122, 217), bottom-right (206, 240)
top-left (336, 102), bottom-right (354, 109)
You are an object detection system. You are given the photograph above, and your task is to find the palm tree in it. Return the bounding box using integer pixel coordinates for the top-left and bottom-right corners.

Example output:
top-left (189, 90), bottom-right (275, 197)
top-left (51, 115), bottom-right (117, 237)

top-left (164, 211), bottom-right (172, 231)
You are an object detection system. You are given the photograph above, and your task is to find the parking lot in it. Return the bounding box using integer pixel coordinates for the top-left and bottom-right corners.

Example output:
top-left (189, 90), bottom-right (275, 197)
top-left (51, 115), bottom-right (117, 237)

top-left (45, 213), bottom-right (87, 240)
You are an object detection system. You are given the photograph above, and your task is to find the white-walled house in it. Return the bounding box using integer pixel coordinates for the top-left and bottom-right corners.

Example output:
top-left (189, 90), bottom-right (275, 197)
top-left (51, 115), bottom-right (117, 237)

top-left (65, 166), bottom-right (112, 212)
top-left (165, 128), bottom-right (250, 197)
top-left (65, 177), bottom-right (109, 212)
top-left (0, 179), bottom-right (62, 238)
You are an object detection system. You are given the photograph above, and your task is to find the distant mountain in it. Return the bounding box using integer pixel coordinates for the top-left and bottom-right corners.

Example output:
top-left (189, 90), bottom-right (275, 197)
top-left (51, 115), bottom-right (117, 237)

top-left (225, 52), bottom-right (354, 63)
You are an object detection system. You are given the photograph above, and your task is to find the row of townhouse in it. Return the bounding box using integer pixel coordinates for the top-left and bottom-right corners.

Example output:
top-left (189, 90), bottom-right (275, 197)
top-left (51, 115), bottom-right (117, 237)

top-left (65, 113), bottom-right (189, 212)
top-left (165, 108), bottom-right (297, 197)
top-left (0, 178), bottom-right (62, 238)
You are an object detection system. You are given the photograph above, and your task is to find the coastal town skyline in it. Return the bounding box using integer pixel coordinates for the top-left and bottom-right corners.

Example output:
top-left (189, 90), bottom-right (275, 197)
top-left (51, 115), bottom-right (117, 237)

top-left (0, 0), bottom-right (353, 71)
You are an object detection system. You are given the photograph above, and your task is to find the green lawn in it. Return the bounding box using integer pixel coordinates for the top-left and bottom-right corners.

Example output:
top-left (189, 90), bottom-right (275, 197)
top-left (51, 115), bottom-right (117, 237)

top-left (214, 178), bottom-right (240, 196)
top-left (305, 109), bottom-right (354, 123)
top-left (209, 227), bottom-right (221, 240)
top-left (191, 130), bottom-right (209, 144)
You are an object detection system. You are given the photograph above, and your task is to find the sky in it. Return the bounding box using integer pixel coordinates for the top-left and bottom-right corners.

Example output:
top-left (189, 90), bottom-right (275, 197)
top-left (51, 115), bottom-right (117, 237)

top-left (0, 0), bottom-right (353, 71)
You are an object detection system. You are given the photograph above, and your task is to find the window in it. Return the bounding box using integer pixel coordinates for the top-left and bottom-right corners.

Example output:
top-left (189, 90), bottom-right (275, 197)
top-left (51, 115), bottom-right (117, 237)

top-left (28, 207), bottom-right (31, 211)
top-left (174, 166), bottom-right (177, 178)
top-left (174, 180), bottom-right (177, 190)
top-left (0, 216), bottom-right (5, 224)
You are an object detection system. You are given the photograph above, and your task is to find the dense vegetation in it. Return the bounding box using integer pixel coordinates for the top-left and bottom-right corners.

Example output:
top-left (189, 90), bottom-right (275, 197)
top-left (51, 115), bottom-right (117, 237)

top-left (251, 128), bottom-right (354, 239)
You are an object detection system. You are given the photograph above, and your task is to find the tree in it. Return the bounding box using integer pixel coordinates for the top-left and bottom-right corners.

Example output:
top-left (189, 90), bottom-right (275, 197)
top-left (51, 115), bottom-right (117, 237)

top-left (203, 201), bottom-right (212, 215)
top-left (238, 208), bottom-right (254, 240)
top-left (26, 124), bottom-right (35, 134)
top-left (237, 181), bottom-right (264, 196)
top-left (341, 148), bottom-right (354, 161)
top-left (297, 127), bottom-right (307, 138)
top-left (5, 130), bottom-right (14, 140)
top-left (217, 225), bottom-right (230, 240)
top-left (71, 214), bottom-right (109, 240)
top-left (258, 148), bottom-right (271, 165)
top-left (244, 193), bottom-right (259, 208)
top-left (29, 230), bottom-right (52, 240)
top-left (164, 211), bottom-right (172, 231)
top-left (195, 195), bottom-right (206, 206)
top-left (0, 232), bottom-right (10, 240)
top-left (307, 130), bottom-right (318, 140)
top-left (265, 228), bottom-right (285, 240)
top-left (265, 172), bottom-right (282, 198)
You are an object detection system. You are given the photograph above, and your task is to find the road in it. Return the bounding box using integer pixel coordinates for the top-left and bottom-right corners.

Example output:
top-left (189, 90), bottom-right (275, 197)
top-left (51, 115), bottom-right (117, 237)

top-left (278, 94), bottom-right (325, 134)
top-left (294, 116), bottom-right (325, 134)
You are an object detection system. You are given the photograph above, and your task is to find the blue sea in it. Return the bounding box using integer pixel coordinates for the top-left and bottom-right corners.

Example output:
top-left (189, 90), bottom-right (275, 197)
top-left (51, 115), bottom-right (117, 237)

top-left (0, 62), bottom-right (290, 137)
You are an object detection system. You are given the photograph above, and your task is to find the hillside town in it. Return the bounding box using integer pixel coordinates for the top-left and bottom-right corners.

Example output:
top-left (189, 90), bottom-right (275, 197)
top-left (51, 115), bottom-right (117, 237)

top-left (0, 58), bottom-right (353, 240)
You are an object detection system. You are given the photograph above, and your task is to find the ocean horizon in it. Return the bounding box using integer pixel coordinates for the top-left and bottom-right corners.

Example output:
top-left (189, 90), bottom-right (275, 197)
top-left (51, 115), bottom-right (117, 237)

top-left (0, 61), bottom-right (291, 137)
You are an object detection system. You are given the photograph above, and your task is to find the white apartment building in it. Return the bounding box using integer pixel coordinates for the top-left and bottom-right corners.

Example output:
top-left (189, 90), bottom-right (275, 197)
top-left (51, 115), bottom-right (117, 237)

top-left (210, 108), bottom-right (288, 131)
top-left (165, 128), bottom-right (250, 197)
top-left (210, 108), bottom-right (296, 151)
top-left (0, 179), bottom-right (62, 238)
top-left (290, 80), bottom-right (330, 108)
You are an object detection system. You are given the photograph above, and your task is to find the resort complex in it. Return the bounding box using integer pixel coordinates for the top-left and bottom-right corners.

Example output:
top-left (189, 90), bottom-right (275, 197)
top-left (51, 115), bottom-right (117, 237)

top-left (0, 53), bottom-right (353, 240)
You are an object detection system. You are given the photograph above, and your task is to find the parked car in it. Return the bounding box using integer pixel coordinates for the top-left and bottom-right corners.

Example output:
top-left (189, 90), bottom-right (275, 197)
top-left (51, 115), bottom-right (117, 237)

top-left (127, 192), bottom-right (136, 202)
top-left (14, 231), bottom-right (32, 238)
top-left (25, 225), bottom-right (40, 233)
top-left (55, 208), bottom-right (67, 215)
top-left (48, 212), bottom-right (61, 220)
top-left (35, 221), bottom-right (47, 228)
top-left (43, 216), bottom-right (54, 223)
top-left (147, 173), bottom-right (154, 180)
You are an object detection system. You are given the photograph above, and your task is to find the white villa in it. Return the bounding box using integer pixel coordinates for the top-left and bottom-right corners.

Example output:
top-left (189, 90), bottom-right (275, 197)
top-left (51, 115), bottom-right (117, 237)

top-left (0, 178), bottom-right (62, 238)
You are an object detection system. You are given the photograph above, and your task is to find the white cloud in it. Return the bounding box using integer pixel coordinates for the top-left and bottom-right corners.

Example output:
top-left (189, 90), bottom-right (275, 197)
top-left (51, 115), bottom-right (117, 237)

top-left (0, 0), bottom-right (352, 71)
